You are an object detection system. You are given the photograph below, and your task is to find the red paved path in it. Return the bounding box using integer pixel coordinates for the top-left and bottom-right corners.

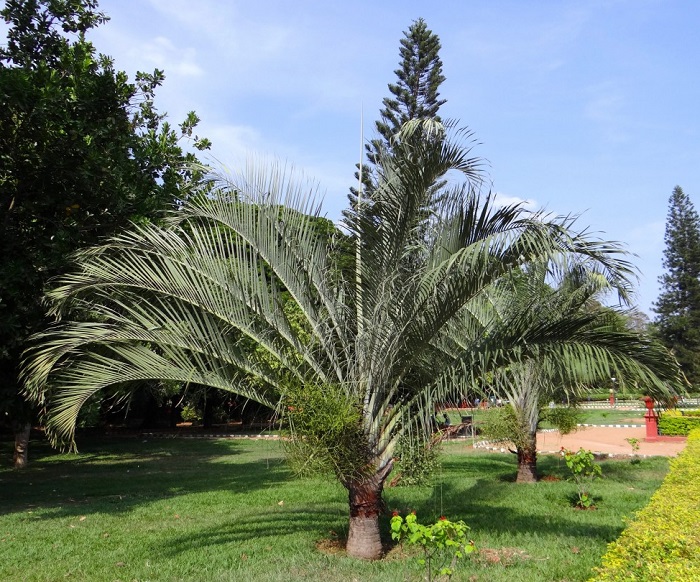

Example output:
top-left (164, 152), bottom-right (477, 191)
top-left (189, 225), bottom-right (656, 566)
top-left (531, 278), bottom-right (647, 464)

top-left (536, 426), bottom-right (686, 457)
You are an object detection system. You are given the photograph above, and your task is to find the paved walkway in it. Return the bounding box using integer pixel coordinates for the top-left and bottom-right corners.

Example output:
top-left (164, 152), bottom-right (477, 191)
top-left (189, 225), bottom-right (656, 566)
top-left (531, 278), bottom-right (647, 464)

top-left (536, 426), bottom-right (686, 457)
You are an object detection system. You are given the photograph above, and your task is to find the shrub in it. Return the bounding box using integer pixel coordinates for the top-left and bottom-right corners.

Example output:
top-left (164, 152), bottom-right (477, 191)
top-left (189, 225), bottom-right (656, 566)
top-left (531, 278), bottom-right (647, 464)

top-left (390, 512), bottom-right (475, 581)
top-left (590, 429), bottom-right (700, 581)
top-left (658, 410), bottom-right (700, 435)
top-left (562, 448), bottom-right (602, 509)
top-left (393, 433), bottom-right (442, 486)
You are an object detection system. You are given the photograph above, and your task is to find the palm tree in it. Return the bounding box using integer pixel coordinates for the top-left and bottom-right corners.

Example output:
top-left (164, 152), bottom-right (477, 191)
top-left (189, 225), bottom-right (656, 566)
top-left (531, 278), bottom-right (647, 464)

top-left (23, 120), bottom-right (649, 559)
top-left (481, 262), bottom-right (683, 482)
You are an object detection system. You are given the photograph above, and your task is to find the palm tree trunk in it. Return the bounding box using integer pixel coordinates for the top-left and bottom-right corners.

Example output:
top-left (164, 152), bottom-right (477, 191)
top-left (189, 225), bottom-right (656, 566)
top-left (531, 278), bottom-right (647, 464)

top-left (13, 423), bottom-right (31, 469)
top-left (344, 461), bottom-right (393, 560)
top-left (516, 431), bottom-right (538, 483)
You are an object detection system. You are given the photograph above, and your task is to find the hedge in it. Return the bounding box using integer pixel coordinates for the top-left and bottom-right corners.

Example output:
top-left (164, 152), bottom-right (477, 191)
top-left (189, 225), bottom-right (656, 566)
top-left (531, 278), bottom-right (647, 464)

top-left (590, 429), bottom-right (700, 581)
top-left (658, 410), bottom-right (700, 436)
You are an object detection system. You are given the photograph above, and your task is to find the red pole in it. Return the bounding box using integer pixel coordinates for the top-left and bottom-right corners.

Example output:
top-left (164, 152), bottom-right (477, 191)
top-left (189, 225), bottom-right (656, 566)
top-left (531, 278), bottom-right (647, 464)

top-left (643, 396), bottom-right (658, 441)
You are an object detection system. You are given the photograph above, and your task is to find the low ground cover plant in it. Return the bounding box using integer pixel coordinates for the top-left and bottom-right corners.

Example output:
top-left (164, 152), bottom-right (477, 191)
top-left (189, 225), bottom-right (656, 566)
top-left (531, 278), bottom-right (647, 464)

top-left (0, 436), bottom-right (671, 581)
top-left (591, 429), bottom-right (700, 581)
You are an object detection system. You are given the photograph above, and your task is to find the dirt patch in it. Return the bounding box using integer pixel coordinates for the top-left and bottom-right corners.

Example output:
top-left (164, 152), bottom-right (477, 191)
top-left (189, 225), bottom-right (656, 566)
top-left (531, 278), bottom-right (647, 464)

top-left (315, 537), bottom-right (346, 555)
top-left (475, 547), bottom-right (530, 566)
top-left (315, 536), bottom-right (400, 559)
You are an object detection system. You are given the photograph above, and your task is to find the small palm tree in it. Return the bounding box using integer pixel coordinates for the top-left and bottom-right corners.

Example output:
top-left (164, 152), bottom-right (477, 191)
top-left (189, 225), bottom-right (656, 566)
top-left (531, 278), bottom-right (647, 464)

top-left (23, 120), bottom-right (652, 559)
top-left (481, 262), bottom-right (683, 482)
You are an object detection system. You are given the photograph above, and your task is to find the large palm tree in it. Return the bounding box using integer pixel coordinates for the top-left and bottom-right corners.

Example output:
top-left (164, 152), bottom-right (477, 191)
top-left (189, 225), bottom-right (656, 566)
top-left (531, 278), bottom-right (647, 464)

top-left (23, 120), bottom-right (650, 559)
top-left (480, 261), bottom-right (682, 482)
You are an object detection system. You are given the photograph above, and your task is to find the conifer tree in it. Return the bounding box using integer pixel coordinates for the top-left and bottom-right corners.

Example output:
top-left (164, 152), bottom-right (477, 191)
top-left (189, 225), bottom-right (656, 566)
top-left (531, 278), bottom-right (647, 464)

top-left (348, 18), bottom-right (447, 212)
top-left (653, 186), bottom-right (700, 387)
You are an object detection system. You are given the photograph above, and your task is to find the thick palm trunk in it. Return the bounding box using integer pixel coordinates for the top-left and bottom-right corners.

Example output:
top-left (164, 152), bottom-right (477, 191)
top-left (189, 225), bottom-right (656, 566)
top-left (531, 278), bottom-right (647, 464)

top-left (13, 423), bottom-right (31, 469)
top-left (516, 431), bottom-right (538, 483)
top-left (344, 461), bottom-right (393, 560)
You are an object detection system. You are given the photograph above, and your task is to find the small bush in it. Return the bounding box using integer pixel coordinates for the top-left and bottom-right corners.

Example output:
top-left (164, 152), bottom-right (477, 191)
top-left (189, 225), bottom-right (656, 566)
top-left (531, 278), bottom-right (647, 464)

top-left (658, 410), bottom-right (700, 435)
top-left (393, 433), bottom-right (442, 486)
top-left (590, 429), bottom-right (700, 581)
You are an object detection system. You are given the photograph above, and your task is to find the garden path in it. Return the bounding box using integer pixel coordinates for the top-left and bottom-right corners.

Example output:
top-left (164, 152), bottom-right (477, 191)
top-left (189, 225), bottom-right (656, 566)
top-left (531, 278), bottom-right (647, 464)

top-left (537, 426), bottom-right (686, 457)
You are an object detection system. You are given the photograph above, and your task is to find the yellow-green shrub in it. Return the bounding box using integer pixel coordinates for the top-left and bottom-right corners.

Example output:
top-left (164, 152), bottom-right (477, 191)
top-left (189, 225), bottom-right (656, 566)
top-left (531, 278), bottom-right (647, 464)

top-left (590, 429), bottom-right (700, 581)
top-left (658, 409), bottom-right (700, 435)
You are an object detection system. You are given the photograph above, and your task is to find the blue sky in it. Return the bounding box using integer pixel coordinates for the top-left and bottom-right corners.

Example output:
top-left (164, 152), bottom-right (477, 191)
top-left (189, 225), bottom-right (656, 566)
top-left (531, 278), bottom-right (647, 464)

top-left (81, 1), bottom-right (700, 315)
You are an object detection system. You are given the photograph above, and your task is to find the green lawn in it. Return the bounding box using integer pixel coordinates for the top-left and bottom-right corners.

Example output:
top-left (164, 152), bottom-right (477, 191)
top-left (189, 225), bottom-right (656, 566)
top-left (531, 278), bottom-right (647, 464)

top-left (448, 407), bottom-right (645, 431)
top-left (574, 408), bottom-right (645, 426)
top-left (0, 436), bottom-right (668, 581)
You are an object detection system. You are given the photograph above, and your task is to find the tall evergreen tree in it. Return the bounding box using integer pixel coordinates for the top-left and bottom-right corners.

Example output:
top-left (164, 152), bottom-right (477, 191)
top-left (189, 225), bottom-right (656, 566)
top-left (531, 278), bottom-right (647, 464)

top-left (348, 18), bottom-right (448, 213)
top-left (653, 186), bottom-right (700, 387)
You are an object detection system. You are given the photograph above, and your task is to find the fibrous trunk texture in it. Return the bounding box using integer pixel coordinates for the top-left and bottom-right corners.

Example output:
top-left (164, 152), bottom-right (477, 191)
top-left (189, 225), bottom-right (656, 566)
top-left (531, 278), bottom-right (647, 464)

top-left (516, 432), bottom-right (538, 483)
top-left (13, 423), bottom-right (31, 469)
top-left (344, 462), bottom-right (393, 560)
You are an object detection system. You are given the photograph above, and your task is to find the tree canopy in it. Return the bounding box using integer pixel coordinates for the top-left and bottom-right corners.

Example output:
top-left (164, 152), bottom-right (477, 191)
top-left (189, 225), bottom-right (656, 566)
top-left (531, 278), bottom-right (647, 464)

top-left (0, 0), bottom-right (210, 464)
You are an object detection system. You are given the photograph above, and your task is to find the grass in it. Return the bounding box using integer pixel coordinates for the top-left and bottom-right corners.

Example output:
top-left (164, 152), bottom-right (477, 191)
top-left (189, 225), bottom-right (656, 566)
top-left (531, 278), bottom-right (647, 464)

top-left (574, 409), bottom-right (645, 426)
top-left (0, 435), bottom-right (669, 582)
top-left (446, 407), bottom-right (645, 431)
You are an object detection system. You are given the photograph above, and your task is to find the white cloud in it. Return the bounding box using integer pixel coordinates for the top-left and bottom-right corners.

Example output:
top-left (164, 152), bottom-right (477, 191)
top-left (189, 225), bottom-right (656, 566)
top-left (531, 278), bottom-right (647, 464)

top-left (139, 37), bottom-right (203, 77)
top-left (200, 124), bottom-right (267, 168)
top-left (492, 192), bottom-right (539, 211)
top-left (145, 0), bottom-right (296, 70)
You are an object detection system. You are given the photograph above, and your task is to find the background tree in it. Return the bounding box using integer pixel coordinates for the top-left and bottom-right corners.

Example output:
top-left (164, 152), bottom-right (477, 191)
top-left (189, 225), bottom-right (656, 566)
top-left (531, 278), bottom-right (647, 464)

top-left (481, 262), bottom-right (680, 482)
top-left (0, 0), bottom-right (210, 467)
top-left (348, 18), bottom-right (450, 216)
top-left (653, 186), bottom-right (700, 388)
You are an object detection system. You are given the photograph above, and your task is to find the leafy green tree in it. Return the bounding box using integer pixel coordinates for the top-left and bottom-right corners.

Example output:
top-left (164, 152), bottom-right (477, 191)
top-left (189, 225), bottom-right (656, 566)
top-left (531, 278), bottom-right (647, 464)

top-left (653, 186), bottom-right (700, 388)
top-left (0, 0), bottom-right (210, 466)
top-left (23, 119), bottom-right (646, 560)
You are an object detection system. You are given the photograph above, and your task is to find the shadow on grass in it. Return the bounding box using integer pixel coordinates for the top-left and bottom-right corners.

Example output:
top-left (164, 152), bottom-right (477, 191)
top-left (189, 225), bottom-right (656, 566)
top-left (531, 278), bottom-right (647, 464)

top-left (0, 435), bottom-right (290, 518)
top-left (387, 453), bottom-right (625, 543)
top-left (161, 506), bottom-right (346, 557)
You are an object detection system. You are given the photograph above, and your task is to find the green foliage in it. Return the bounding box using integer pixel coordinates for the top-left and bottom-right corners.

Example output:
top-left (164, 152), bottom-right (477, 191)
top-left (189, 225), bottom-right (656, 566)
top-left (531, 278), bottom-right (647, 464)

top-left (348, 17), bottom-right (448, 217)
top-left (658, 409), bottom-right (700, 435)
top-left (180, 404), bottom-right (201, 424)
top-left (591, 429), bottom-right (700, 581)
top-left (481, 405), bottom-right (580, 449)
top-left (480, 405), bottom-right (523, 446)
top-left (0, 0), bottom-right (210, 438)
top-left (563, 448), bottom-right (602, 509)
top-left (624, 437), bottom-right (640, 453)
top-left (390, 512), bottom-right (475, 580)
top-left (282, 383), bottom-right (370, 480)
top-left (653, 186), bottom-right (700, 388)
top-left (542, 406), bottom-right (581, 435)
top-left (75, 393), bottom-right (101, 428)
top-left (393, 433), bottom-right (442, 486)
